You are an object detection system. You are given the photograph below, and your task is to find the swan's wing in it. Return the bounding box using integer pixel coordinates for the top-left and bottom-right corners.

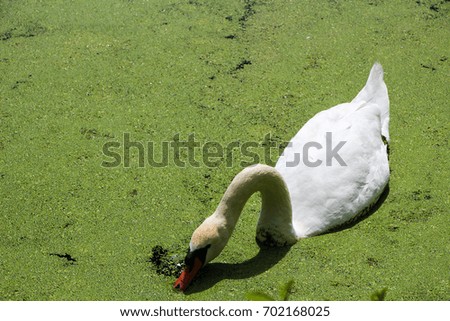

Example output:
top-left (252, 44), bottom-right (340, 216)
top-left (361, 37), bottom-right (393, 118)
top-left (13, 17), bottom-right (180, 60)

top-left (276, 102), bottom-right (389, 238)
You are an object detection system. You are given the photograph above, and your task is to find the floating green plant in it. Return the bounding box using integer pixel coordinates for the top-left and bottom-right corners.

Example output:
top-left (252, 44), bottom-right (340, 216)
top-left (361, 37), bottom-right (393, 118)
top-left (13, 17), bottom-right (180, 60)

top-left (371, 288), bottom-right (388, 301)
top-left (246, 280), bottom-right (295, 301)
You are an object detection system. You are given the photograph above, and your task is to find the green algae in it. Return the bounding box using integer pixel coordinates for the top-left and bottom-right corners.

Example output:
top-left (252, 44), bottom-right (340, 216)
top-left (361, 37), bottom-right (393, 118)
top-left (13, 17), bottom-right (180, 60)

top-left (0, 0), bottom-right (449, 300)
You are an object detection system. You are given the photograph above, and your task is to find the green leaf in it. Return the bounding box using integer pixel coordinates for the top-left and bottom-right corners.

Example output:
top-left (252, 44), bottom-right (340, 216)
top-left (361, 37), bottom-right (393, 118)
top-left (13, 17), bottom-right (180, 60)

top-left (246, 292), bottom-right (276, 301)
top-left (279, 280), bottom-right (295, 301)
top-left (370, 288), bottom-right (388, 301)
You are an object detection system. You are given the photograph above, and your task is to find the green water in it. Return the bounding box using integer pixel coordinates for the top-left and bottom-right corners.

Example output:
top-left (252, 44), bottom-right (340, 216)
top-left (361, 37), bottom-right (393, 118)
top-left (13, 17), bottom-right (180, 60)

top-left (0, 0), bottom-right (448, 300)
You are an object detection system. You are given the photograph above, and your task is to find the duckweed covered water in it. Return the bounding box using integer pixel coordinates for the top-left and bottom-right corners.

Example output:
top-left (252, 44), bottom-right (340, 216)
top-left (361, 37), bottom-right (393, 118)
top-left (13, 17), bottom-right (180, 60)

top-left (0, 0), bottom-right (448, 300)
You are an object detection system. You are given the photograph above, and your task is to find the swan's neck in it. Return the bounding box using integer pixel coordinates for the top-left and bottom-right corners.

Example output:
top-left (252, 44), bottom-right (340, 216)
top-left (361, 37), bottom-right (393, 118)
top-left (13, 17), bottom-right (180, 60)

top-left (214, 164), bottom-right (297, 246)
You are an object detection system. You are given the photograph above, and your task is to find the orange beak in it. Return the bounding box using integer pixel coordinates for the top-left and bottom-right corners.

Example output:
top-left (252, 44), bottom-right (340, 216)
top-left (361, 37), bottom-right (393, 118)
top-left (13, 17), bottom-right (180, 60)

top-left (173, 256), bottom-right (203, 291)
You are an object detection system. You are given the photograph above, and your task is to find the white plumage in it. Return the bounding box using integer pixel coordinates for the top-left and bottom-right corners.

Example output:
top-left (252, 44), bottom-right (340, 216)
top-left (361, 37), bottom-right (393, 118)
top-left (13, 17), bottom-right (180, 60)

top-left (277, 62), bottom-right (390, 237)
top-left (174, 63), bottom-right (390, 291)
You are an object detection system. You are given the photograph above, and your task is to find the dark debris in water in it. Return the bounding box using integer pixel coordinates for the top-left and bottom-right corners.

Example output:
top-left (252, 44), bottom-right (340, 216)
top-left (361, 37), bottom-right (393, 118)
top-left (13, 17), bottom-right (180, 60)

top-left (231, 59), bottom-right (252, 72)
top-left (50, 252), bottom-right (77, 264)
top-left (80, 127), bottom-right (114, 140)
top-left (411, 189), bottom-right (432, 201)
top-left (149, 245), bottom-right (184, 277)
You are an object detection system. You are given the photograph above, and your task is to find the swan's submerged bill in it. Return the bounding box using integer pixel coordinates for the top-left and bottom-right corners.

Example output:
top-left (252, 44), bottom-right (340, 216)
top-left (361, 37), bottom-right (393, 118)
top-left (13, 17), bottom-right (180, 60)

top-left (174, 63), bottom-right (390, 291)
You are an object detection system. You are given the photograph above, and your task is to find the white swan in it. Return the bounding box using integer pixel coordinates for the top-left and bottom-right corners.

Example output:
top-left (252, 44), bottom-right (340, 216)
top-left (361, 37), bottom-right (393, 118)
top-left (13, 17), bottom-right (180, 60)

top-left (174, 63), bottom-right (390, 291)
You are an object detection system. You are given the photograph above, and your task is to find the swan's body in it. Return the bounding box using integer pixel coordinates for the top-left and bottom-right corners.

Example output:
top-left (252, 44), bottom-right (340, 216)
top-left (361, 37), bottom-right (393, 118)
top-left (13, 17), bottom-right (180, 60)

top-left (174, 63), bottom-right (390, 291)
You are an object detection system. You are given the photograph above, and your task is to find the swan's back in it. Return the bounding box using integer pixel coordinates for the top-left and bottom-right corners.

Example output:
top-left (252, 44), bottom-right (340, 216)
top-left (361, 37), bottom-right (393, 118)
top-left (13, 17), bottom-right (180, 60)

top-left (276, 63), bottom-right (390, 238)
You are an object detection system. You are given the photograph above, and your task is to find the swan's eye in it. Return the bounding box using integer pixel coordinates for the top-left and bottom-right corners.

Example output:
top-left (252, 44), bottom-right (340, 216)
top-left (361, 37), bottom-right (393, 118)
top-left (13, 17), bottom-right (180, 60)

top-left (184, 244), bottom-right (211, 270)
top-left (184, 250), bottom-right (195, 267)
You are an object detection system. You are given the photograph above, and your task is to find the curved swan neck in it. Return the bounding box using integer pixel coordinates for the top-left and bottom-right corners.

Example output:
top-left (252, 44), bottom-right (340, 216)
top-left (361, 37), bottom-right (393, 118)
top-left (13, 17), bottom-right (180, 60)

top-left (214, 164), bottom-right (293, 234)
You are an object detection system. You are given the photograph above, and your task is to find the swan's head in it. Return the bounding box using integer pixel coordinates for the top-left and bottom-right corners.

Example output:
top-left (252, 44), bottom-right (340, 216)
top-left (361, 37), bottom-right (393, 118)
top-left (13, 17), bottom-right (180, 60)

top-left (173, 215), bottom-right (229, 291)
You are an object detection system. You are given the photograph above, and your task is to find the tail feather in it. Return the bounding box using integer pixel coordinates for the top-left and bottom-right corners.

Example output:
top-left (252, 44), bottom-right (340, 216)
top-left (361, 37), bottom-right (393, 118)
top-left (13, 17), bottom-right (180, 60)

top-left (352, 62), bottom-right (390, 142)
